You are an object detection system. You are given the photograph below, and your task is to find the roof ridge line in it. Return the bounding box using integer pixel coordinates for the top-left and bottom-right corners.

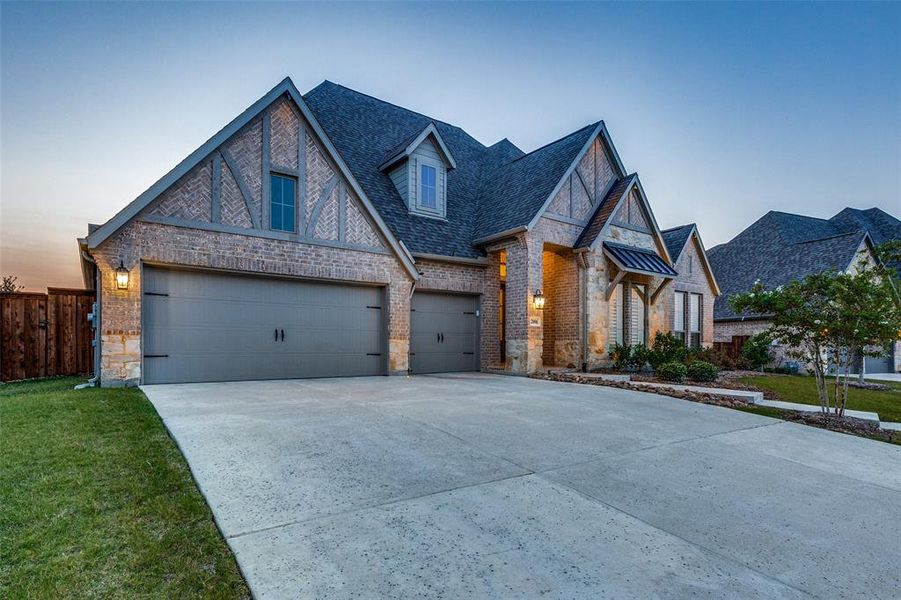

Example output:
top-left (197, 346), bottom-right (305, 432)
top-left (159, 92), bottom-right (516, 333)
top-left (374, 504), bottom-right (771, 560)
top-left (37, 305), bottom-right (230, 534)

top-left (791, 229), bottom-right (866, 245)
top-left (313, 80), bottom-right (471, 138)
top-left (661, 222), bottom-right (696, 233)
top-left (507, 121), bottom-right (602, 165)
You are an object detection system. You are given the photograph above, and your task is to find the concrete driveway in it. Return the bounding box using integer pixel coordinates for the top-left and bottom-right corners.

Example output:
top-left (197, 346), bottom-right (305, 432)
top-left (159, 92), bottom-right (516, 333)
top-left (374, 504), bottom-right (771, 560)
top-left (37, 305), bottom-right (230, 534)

top-left (143, 373), bottom-right (901, 599)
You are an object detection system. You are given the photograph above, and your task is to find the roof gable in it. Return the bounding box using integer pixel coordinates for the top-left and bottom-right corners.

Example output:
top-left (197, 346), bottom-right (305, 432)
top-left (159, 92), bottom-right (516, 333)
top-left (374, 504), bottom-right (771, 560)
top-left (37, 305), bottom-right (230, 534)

top-left (574, 174), bottom-right (673, 265)
top-left (378, 123), bottom-right (457, 171)
top-left (85, 77), bottom-right (418, 278)
top-left (709, 210), bottom-right (874, 320)
top-left (662, 223), bottom-right (721, 296)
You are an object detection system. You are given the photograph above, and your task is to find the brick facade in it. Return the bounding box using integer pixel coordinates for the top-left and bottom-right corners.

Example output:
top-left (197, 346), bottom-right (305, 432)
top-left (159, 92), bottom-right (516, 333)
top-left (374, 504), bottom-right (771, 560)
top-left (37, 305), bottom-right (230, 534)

top-left (90, 92), bottom-right (715, 384)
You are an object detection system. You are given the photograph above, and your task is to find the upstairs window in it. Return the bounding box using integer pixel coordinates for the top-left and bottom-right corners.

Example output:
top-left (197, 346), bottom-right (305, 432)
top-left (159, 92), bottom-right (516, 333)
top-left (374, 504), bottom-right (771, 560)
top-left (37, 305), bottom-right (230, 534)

top-left (420, 164), bottom-right (437, 209)
top-left (270, 174), bottom-right (296, 233)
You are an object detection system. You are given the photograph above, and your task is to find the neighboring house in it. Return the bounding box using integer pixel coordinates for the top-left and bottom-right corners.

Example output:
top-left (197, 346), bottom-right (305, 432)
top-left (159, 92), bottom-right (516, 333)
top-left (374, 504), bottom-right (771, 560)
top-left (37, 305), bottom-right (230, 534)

top-left (708, 208), bottom-right (901, 374)
top-left (661, 224), bottom-right (720, 349)
top-left (79, 77), bottom-right (710, 386)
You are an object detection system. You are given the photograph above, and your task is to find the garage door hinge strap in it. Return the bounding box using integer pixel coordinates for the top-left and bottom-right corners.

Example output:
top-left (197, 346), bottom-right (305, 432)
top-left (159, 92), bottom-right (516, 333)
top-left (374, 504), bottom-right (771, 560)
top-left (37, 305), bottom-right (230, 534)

top-left (144, 292), bottom-right (169, 297)
top-left (366, 353), bottom-right (382, 356)
top-left (144, 354), bottom-right (169, 358)
top-left (366, 305), bottom-right (382, 309)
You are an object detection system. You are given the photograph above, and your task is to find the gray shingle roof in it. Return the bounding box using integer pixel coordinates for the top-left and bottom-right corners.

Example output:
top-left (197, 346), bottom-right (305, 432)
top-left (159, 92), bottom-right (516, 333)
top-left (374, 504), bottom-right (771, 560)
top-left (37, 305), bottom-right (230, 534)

top-left (474, 123), bottom-right (600, 241)
top-left (708, 208), bottom-right (899, 320)
top-left (661, 223), bottom-right (695, 261)
top-left (303, 81), bottom-right (601, 256)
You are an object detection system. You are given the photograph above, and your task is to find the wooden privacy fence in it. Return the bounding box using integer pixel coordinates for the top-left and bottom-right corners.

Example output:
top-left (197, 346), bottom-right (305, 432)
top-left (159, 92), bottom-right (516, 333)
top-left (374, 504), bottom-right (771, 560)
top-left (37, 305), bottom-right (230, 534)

top-left (713, 335), bottom-right (750, 360)
top-left (1, 288), bottom-right (95, 382)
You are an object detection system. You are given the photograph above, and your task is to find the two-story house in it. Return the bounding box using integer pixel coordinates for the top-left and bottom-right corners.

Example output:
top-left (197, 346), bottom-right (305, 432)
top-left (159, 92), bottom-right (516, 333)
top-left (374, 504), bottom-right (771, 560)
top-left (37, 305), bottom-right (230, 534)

top-left (79, 78), bottom-right (718, 385)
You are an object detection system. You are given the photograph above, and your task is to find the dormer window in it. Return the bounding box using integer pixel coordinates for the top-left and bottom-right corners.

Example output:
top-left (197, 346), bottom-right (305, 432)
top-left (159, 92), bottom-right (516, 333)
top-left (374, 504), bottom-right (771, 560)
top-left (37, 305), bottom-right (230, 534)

top-left (379, 123), bottom-right (456, 221)
top-left (420, 164), bottom-right (437, 209)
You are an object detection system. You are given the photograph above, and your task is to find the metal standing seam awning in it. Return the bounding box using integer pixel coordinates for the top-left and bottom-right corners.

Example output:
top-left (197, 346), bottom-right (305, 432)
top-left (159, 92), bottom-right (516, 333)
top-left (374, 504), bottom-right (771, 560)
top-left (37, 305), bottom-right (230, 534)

top-left (603, 241), bottom-right (678, 277)
top-left (602, 241), bottom-right (677, 302)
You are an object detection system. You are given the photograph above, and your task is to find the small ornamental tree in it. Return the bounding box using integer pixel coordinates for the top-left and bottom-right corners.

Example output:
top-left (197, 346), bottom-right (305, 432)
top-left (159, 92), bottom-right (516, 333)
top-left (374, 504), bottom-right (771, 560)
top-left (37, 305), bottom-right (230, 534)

top-left (730, 272), bottom-right (841, 415)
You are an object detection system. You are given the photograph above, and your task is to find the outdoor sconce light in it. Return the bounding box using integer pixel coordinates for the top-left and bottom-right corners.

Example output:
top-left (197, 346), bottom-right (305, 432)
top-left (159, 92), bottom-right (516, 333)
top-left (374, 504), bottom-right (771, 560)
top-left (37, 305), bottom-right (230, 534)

top-left (115, 261), bottom-right (130, 290)
top-left (533, 289), bottom-right (546, 310)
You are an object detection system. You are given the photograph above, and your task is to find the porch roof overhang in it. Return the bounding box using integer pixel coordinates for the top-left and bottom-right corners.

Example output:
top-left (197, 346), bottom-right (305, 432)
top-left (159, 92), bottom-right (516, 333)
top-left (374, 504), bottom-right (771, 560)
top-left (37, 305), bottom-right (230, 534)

top-left (603, 241), bottom-right (678, 278)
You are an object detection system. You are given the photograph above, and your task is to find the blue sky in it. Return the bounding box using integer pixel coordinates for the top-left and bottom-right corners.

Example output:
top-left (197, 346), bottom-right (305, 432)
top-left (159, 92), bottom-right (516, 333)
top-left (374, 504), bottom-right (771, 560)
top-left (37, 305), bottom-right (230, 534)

top-left (1, 1), bottom-right (899, 289)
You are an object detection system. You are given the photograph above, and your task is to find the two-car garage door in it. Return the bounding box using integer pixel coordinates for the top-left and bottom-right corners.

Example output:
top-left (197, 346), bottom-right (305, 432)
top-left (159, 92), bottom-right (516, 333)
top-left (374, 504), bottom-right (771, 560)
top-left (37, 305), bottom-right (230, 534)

top-left (142, 267), bottom-right (385, 384)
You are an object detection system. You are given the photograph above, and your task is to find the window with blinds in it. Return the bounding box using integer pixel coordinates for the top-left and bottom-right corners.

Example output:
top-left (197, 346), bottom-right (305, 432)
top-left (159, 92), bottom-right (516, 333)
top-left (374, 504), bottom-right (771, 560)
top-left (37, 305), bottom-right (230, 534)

top-left (674, 291), bottom-right (686, 344)
top-left (689, 293), bottom-right (701, 348)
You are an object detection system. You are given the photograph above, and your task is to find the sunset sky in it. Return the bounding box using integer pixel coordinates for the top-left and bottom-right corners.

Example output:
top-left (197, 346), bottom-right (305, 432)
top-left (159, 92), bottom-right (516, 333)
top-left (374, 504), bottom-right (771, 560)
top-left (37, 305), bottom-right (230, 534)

top-left (1, 1), bottom-right (899, 291)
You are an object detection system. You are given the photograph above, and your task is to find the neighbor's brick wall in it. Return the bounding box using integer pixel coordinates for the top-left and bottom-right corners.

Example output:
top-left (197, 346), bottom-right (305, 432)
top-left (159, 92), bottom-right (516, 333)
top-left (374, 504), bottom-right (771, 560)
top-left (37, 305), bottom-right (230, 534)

top-left (93, 221), bottom-right (413, 384)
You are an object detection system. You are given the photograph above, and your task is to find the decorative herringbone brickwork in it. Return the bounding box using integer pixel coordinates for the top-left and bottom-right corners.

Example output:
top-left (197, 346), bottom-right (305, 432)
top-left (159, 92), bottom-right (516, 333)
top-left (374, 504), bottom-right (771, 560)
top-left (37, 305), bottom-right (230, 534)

top-left (222, 118), bottom-right (263, 225)
top-left (345, 190), bottom-right (384, 248)
top-left (148, 159), bottom-right (212, 221)
top-left (306, 137), bottom-right (335, 224)
top-left (220, 161), bottom-right (254, 227)
top-left (269, 96), bottom-right (299, 169)
top-left (313, 186), bottom-right (340, 240)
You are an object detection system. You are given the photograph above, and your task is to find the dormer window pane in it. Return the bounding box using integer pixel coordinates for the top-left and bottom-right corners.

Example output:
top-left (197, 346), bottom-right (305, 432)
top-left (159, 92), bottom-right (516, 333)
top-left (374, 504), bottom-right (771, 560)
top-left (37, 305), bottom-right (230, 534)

top-left (420, 164), bottom-right (436, 209)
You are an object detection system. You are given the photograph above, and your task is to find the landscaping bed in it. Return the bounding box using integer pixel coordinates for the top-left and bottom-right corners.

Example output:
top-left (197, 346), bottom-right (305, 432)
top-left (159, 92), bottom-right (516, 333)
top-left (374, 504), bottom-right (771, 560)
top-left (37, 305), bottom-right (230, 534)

top-left (0, 377), bottom-right (249, 598)
top-left (537, 370), bottom-right (901, 446)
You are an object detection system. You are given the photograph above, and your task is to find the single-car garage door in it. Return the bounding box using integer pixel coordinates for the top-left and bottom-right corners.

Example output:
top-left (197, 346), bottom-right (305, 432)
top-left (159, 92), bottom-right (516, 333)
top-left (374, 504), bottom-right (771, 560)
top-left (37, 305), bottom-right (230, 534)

top-left (142, 267), bottom-right (385, 384)
top-left (410, 292), bottom-right (479, 374)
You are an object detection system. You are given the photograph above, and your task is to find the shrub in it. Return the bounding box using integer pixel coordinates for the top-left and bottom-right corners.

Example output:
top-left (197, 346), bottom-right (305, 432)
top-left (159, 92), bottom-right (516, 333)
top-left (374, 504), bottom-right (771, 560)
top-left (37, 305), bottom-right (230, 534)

top-left (611, 343), bottom-right (649, 370)
top-left (647, 332), bottom-right (686, 369)
top-left (741, 333), bottom-right (773, 370)
top-left (657, 361), bottom-right (687, 382)
top-left (610, 343), bottom-right (632, 370)
top-left (687, 360), bottom-right (719, 382)
top-left (630, 343), bottom-right (650, 370)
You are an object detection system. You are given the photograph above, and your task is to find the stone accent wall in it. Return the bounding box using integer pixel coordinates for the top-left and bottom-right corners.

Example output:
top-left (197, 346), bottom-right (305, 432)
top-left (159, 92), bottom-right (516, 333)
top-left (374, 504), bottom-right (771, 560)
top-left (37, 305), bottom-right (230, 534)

top-left (605, 225), bottom-right (656, 251)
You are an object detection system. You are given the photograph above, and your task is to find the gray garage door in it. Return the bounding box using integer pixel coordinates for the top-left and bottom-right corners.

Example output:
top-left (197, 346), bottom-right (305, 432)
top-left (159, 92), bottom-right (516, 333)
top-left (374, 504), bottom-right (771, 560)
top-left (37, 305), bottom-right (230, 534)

top-left (142, 267), bottom-right (385, 384)
top-left (410, 292), bottom-right (479, 374)
top-left (864, 345), bottom-right (895, 374)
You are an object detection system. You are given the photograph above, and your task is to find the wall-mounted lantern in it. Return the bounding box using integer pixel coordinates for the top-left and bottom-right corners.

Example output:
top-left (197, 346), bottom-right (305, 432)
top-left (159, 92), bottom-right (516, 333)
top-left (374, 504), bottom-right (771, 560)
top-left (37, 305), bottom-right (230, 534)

top-left (532, 289), bottom-right (546, 310)
top-left (115, 261), bottom-right (130, 290)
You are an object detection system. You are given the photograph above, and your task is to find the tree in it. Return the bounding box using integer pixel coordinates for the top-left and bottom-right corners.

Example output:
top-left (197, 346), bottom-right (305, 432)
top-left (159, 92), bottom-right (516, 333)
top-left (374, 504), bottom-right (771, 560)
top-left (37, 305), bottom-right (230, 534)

top-left (730, 243), bottom-right (901, 418)
top-left (731, 273), bottom-right (840, 415)
top-left (741, 332), bottom-right (772, 371)
top-left (1, 275), bottom-right (24, 293)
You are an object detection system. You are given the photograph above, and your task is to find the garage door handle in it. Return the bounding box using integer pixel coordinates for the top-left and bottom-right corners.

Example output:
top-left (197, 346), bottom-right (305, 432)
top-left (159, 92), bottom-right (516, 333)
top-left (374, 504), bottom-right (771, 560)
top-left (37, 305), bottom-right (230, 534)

top-left (440, 333), bottom-right (444, 343)
top-left (281, 329), bottom-right (285, 342)
top-left (274, 328), bottom-right (278, 341)
top-left (437, 333), bottom-right (440, 343)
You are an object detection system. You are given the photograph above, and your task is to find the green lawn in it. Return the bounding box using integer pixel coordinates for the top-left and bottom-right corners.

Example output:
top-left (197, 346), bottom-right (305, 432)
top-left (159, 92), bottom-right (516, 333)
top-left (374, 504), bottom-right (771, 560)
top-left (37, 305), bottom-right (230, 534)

top-left (739, 374), bottom-right (901, 423)
top-left (0, 377), bottom-right (249, 599)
